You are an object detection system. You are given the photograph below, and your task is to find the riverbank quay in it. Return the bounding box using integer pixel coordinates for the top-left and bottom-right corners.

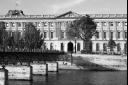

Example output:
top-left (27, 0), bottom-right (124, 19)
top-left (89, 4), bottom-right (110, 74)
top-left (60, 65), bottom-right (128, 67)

top-left (58, 54), bottom-right (127, 71)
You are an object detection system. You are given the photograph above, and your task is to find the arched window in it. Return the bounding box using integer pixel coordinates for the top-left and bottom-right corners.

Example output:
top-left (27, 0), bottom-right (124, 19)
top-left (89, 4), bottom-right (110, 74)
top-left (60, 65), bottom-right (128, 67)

top-left (50, 43), bottom-right (54, 50)
top-left (61, 43), bottom-right (64, 51)
top-left (96, 43), bottom-right (100, 52)
top-left (103, 43), bottom-right (107, 52)
top-left (77, 43), bottom-right (81, 51)
top-left (117, 43), bottom-right (121, 52)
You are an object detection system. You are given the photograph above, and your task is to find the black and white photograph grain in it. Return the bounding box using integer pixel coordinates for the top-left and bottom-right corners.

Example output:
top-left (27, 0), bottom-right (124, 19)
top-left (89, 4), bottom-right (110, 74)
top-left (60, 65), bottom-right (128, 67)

top-left (0, 0), bottom-right (127, 85)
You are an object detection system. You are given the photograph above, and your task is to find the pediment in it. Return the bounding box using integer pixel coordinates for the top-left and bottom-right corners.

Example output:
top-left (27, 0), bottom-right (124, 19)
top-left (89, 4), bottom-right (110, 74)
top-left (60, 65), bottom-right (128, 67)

top-left (56, 11), bottom-right (82, 19)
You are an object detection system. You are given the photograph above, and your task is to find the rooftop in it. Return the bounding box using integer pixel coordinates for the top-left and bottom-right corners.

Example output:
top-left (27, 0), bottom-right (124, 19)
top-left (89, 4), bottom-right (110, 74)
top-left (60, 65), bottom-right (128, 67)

top-left (0, 10), bottom-right (127, 20)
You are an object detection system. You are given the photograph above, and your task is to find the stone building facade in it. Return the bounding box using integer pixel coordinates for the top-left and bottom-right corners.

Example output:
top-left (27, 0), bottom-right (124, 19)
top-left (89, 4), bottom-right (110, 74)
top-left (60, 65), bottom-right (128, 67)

top-left (0, 10), bottom-right (127, 53)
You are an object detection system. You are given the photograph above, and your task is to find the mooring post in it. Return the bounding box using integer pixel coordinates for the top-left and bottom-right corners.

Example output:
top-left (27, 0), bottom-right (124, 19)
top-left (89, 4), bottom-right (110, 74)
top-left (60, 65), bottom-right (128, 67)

top-left (71, 52), bottom-right (73, 65)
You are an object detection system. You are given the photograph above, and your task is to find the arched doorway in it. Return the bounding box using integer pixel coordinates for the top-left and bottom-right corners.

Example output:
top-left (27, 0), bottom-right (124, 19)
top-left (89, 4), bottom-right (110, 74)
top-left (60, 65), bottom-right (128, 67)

top-left (67, 42), bottom-right (73, 53)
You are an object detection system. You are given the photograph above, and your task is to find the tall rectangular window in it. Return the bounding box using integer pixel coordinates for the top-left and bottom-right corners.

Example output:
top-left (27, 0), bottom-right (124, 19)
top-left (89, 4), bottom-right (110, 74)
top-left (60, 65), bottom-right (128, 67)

top-left (6, 23), bottom-right (9, 27)
top-left (103, 32), bottom-right (106, 39)
top-left (61, 32), bottom-right (65, 39)
top-left (117, 32), bottom-right (121, 39)
top-left (96, 32), bottom-right (99, 39)
top-left (125, 22), bottom-right (127, 26)
top-left (11, 22), bottom-right (15, 27)
top-left (50, 22), bottom-right (54, 27)
top-left (34, 22), bottom-right (38, 27)
top-left (51, 32), bottom-right (54, 39)
top-left (110, 32), bottom-right (113, 39)
top-left (17, 22), bottom-right (21, 27)
top-left (96, 22), bottom-right (100, 27)
top-left (117, 22), bottom-right (121, 27)
top-left (38, 22), bottom-right (41, 27)
top-left (96, 43), bottom-right (100, 52)
top-left (109, 22), bottom-right (114, 26)
top-left (125, 32), bottom-right (127, 39)
top-left (102, 22), bottom-right (107, 26)
top-left (44, 32), bottom-right (47, 38)
top-left (43, 22), bottom-right (48, 27)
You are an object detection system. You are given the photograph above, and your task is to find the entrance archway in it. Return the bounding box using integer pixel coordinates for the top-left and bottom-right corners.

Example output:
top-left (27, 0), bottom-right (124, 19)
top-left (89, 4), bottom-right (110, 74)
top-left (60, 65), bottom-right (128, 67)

top-left (67, 42), bottom-right (73, 53)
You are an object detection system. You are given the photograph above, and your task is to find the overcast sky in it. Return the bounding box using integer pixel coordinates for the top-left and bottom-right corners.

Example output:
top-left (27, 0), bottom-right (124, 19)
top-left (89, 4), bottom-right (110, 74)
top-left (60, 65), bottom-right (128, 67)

top-left (0, 0), bottom-right (127, 15)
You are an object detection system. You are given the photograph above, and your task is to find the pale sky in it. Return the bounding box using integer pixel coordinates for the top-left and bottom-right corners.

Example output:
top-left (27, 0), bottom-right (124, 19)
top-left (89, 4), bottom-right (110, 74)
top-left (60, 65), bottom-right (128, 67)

top-left (0, 0), bottom-right (127, 15)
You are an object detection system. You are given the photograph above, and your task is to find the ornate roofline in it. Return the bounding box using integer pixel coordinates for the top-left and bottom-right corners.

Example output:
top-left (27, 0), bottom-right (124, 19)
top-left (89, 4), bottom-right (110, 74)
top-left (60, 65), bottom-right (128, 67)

top-left (0, 10), bottom-right (127, 20)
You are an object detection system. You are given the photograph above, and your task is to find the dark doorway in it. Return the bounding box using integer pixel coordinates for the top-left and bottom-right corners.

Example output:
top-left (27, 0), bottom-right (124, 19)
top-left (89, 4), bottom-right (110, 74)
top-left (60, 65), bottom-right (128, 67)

top-left (68, 42), bottom-right (73, 53)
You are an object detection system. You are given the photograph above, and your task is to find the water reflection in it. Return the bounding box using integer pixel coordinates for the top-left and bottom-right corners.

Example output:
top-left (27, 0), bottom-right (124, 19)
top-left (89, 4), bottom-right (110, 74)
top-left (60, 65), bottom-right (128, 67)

top-left (8, 70), bottom-right (127, 85)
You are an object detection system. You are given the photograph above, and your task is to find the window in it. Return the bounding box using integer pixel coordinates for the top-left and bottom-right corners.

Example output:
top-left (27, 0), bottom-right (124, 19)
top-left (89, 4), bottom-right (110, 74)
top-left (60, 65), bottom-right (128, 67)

top-left (11, 32), bottom-right (15, 37)
top-left (109, 22), bottom-right (114, 26)
top-left (50, 22), bottom-right (54, 27)
top-left (34, 22), bottom-right (38, 27)
top-left (125, 32), bottom-right (127, 39)
top-left (117, 32), bottom-right (121, 39)
top-left (17, 22), bottom-right (21, 27)
top-left (117, 43), bottom-right (121, 52)
top-left (11, 22), bottom-right (15, 27)
top-left (96, 43), bottom-right (100, 52)
top-left (50, 43), bottom-right (54, 50)
top-left (117, 22), bottom-right (121, 27)
top-left (23, 22), bottom-right (26, 27)
top-left (17, 31), bottom-right (21, 39)
top-left (96, 22), bottom-right (100, 27)
top-left (44, 32), bottom-right (47, 38)
top-left (43, 43), bottom-right (47, 50)
top-left (103, 43), bottom-right (107, 52)
top-left (102, 22), bottom-right (107, 26)
top-left (61, 43), bottom-right (64, 51)
top-left (77, 43), bottom-right (81, 51)
top-left (124, 22), bottom-right (127, 26)
top-left (103, 32), bottom-right (106, 39)
top-left (96, 32), bottom-right (99, 39)
top-left (61, 32), bottom-right (65, 39)
top-left (110, 32), bottom-right (113, 39)
top-left (43, 22), bottom-right (48, 27)
top-left (124, 43), bottom-right (127, 54)
top-left (51, 32), bottom-right (54, 39)
top-left (6, 23), bottom-right (9, 27)
top-left (38, 22), bottom-right (41, 27)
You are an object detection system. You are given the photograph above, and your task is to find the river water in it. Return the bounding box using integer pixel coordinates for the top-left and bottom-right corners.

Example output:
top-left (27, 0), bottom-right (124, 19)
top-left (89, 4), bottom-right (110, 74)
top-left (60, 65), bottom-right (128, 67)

top-left (9, 70), bottom-right (127, 85)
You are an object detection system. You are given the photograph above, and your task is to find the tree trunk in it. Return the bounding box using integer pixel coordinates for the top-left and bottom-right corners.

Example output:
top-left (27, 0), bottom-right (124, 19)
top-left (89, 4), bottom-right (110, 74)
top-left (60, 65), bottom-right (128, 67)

top-left (83, 40), bottom-right (92, 53)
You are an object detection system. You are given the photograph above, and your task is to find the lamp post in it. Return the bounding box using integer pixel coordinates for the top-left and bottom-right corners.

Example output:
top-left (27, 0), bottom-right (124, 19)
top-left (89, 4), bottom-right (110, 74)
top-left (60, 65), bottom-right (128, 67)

top-left (75, 37), bottom-right (77, 53)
